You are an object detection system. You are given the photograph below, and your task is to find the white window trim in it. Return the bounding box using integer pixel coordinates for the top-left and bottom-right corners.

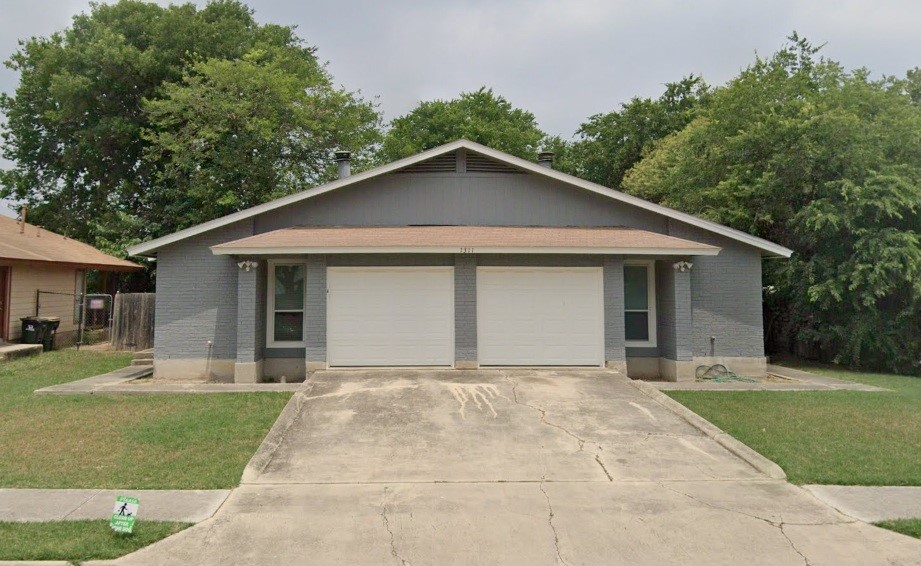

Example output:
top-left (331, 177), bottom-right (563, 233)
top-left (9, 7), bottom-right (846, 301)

top-left (266, 259), bottom-right (307, 347)
top-left (624, 260), bottom-right (657, 348)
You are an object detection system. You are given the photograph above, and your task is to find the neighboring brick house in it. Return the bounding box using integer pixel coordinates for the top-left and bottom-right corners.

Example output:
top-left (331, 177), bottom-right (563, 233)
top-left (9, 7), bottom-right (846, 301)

top-left (0, 214), bottom-right (140, 346)
top-left (127, 140), bottom-right (792, 383)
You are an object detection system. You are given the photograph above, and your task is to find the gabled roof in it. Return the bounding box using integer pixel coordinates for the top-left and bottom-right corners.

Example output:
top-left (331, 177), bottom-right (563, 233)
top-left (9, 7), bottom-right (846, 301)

top-left (0, 215), bottom-right (141, 271)
top-left (210, 226), bottom-right (721, 256)
top-left (127, 139), bottom-right (793, 258)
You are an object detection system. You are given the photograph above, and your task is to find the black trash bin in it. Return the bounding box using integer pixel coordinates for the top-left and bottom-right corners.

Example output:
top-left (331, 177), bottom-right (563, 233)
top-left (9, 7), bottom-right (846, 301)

top-left (37, 317), bottom-right (60, 351)
top-left (20, 317), bottom-right (44, 345)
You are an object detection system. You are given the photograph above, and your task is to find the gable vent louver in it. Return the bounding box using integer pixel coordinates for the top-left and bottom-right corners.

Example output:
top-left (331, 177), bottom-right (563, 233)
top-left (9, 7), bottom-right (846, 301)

top-left (465, 152), bottom-right (524, 174)
top-left (397, 152), bottom-right (457, 173)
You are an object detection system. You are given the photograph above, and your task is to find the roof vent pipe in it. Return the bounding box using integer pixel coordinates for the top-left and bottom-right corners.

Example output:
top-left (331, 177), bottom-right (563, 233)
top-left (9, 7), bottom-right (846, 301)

top-left (334, 151), bottom-right (351, 179)
top-left (537, 151), bottom-right (554, 168)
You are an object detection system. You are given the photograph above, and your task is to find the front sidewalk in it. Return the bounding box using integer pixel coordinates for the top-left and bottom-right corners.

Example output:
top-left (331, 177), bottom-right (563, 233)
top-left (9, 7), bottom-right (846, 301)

top-left (804, 485), bottom-right (921, 523)
top-left (0, 489), bottom-right (230, 523)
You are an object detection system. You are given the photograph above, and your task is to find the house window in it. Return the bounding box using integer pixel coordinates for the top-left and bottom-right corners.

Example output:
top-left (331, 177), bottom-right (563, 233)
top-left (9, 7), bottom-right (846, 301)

top-left (624, 261), bottom-right (656, 347)
top-left (268, 262), bottom-right (305, 346)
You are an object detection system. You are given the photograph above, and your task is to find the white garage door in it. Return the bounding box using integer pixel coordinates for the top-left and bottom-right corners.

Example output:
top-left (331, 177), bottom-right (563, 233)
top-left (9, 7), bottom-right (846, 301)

top-left (327, 267), bottom-right (454, 366)
top-left (477, 267), bottom-right (604, 366)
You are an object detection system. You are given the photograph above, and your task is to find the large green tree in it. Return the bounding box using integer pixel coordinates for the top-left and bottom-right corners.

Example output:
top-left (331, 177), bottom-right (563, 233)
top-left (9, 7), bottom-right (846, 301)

top-left (623, 36), bottom-right (921, 374)
top-left (143, 46), bottom-right (380, 235)
top-left (379, 87), bottom-right (549, 162)
top-left (571, 76), bottom-right (709, 189)
top-left (0, 0), bottom-right (380, 256)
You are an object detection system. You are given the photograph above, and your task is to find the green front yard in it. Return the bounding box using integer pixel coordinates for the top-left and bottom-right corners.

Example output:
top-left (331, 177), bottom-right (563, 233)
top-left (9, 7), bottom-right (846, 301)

top-left (0, 350), bottom-right (292, 489)
top-left (0, 520), bottom-right (191, 561)
top-left (666, 364), bottom-right (921, 486)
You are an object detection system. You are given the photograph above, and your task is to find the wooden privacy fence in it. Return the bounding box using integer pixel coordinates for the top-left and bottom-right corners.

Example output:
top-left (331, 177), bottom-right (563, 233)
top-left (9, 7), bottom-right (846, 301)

top-left (111, 293), bottom-right (155, 351)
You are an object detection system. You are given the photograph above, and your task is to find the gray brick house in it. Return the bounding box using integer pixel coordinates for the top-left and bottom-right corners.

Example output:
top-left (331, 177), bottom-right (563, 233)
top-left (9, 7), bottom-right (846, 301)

top-left (127, 140), bottom-right (791, 383)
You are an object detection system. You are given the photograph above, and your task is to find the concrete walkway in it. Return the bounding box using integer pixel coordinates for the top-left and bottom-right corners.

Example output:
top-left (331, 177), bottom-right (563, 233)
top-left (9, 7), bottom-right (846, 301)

top-left (34, 366), bottom-right (301, 395)
top-left (804, 485), bottom-right (921, 523)
top-left (0, 489), bottom-right (230, 523)
top-left (651, 364), bottom-right (888, 391)
top-left (0, 343), bottom-right (42, 362)
top-left (71, 381), bottom-right (301, 394)
top-left (34, 365), bottom-right (153, 395)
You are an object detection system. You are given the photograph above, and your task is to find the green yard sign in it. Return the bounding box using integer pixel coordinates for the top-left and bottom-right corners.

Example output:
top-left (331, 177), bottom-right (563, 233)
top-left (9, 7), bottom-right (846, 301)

top-left (110, 496), bottom-right (140, 533)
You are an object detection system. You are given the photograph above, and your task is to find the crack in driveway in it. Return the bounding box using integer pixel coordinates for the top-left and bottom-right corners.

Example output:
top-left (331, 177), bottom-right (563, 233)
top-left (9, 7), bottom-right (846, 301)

top-left (539, 478), bottom-right (570, 566)
top-left (594, 452), bottom-right (614, 481)
top-left (503, 371), bottom-right (614, 482)
top-left (504, 372), bottom-right (585, 451)
top-left (380, 488), bottom-right (411, 566)
top-left (657, 482), bottom-right (855, 566)
top-left (778, 524), bottom-right (812, 566)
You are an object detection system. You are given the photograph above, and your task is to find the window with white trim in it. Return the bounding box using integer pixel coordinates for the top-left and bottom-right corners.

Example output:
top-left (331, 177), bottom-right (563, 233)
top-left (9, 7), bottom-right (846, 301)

top-left (624, 261), bottom-right (656, 347)
top-left (268, 262), bottom-right (305, 346)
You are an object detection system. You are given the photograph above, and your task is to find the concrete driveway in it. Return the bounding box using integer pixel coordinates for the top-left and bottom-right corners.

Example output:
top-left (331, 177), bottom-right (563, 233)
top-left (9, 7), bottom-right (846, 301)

top-left (97, 369), bottom-right (921, 565)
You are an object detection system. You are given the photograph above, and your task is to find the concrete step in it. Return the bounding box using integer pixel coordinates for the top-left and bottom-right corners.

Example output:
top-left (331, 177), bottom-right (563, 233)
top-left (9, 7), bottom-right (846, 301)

top-left (130, 359), bottom-right (154, 366)
top-left (133, 349), bottom-right (154, 360)
top-left (0, 343), bottom-right (43, 362)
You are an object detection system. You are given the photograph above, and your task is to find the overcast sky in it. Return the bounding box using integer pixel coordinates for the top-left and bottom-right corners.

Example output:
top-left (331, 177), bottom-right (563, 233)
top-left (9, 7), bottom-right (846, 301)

top-left (2, 0), bottom-right (920, 217)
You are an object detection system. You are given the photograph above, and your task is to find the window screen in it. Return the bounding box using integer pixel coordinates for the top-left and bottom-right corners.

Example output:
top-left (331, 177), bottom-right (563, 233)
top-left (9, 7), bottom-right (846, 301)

top-left (272, 264), bottom-right (305, 343)
top-left (624, 264), bottom-right (652, 343)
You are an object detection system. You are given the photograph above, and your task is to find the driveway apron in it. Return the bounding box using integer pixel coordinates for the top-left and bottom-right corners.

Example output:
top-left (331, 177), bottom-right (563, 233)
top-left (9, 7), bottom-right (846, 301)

top-left (92, 369), bottom-right (921, 566)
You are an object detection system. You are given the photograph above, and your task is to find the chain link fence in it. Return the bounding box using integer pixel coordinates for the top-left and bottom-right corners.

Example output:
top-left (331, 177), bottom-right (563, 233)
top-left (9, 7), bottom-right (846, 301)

top-left (36, 290), bottom-right (113, 349)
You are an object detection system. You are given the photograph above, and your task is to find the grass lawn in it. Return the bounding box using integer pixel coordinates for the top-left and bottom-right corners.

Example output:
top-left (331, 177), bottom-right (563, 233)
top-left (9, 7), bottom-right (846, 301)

top-left (665, 363), bottom-right (921, 486)
top-left (875, 519), bottom-right (921, 539)
top-left (0, 350), bottom-right (292, 489)
top-left (0, 520), bottom-right (190, 561)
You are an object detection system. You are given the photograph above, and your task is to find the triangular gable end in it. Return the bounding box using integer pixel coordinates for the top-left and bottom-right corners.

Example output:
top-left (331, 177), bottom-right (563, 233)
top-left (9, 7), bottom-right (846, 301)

top-left (126, 139), bottom-right (793, 258)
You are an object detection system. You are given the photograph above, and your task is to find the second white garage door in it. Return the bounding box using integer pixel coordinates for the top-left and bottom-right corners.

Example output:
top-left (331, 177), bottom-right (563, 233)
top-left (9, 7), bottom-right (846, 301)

top-left (477, 267), bottom-right (604, 366)
top-left (327, 267), bottom-right (454, 366)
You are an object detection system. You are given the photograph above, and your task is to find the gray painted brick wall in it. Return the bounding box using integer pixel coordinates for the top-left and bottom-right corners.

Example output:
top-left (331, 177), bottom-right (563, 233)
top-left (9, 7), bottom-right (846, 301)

top-left (327, 254), bottom-right (453, 267)
top-left (626, 346), bottom-right (659, 357)
top-left (667, 221), bottom-right (765, 358)
top-left (256, 261), bottom-right (266, 357)
top-left (673, 268), bottom-right (693, 361)
top-left (454, 255), bottom-right (477, 361)
top-left (603, 257), bottom-right (626, 361)
top-left (235, 261), bottom-right (261, 363)
top-left (305, 255), bottom-right (327, 362)
top-left (656, 262), bottom-right (676, 360)
top-left (477, 254), bottom-right (601, 267)
top-left (656, 261), bottom-right (693, 362)
top-left (154, 222), bottom-right (252, 361)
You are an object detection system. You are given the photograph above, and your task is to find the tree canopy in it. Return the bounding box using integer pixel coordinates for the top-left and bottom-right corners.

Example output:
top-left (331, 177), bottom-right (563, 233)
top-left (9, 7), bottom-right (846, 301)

top-left (144, 46), bottom-right (380, 235)
top-left (623, 35), bottom-right (921, 373)
top-left (571, 75), bottom-right (709, 189)
top-left (0, 0), bottom-right (380, 256)
top-left (379, 87), bottom-right (549, 162)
